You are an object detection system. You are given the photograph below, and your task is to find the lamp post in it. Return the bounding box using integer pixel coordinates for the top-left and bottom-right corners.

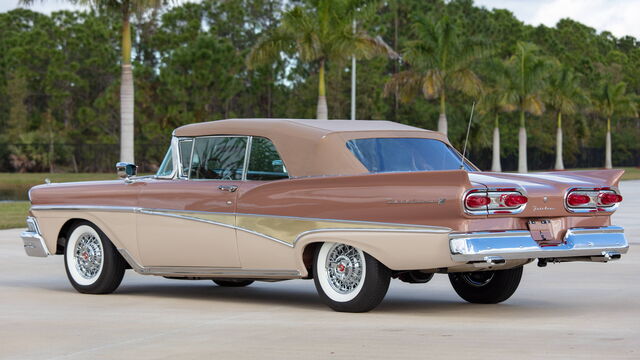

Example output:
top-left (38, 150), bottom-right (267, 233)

top-left (351, 18), bottom-right (356, 120)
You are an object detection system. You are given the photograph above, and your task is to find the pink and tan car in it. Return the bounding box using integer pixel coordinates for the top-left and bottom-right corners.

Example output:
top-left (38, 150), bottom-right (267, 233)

top-left (22, 119), bottom-right (628, 312)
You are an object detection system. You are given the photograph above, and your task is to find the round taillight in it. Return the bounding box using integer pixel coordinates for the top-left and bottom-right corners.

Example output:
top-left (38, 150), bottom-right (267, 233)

top-left (598, 193), bottom-right (622, 205)
top-left (466, 195), bottom-right (490, 208)
top-left (567, 193), bottom-right (591, 206)
top-left (503, 194), bottom-right (528, 207)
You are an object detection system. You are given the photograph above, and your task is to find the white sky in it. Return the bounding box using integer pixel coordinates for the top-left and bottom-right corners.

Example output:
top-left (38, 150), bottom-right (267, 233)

top-left (474, 0), bottom-right (640, 39)
top-left (2, 0), bottom-right (639, 39)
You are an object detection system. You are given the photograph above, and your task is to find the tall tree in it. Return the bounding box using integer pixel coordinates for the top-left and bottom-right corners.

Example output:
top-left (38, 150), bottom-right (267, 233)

top-left (545, 66), bottom-right (587, 170)
top-left (503, 42), bottom-right (548, 173)
top-left (478, 59), bottom-right (515, 172)
top-left (247, 0), bottom-right (396, 120)
top-left (385, 15), bottom-right (485, 136)
top-left (592, 81), bottom-right (638, 169)
top-left (19, 0), bottom-right (168, 164)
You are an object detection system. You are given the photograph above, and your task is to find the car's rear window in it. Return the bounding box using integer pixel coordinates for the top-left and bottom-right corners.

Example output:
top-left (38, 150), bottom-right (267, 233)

top-left (346, 138), bottom-right (474, 173)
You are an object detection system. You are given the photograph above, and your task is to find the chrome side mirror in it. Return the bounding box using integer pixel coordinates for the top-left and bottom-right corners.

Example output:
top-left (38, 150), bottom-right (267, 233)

top-left (116, 162), bottom-right (138, 180)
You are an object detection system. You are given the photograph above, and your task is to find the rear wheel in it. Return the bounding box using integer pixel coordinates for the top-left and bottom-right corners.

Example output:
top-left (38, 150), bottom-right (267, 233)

top-left (448, 266), bottom-right (523, 304)
top-left (313, 242), bottom-right (390, 312)
top-left (213, 279), bottom-right (254, 287)
top-left (64, 222), bottom-right (125, 294)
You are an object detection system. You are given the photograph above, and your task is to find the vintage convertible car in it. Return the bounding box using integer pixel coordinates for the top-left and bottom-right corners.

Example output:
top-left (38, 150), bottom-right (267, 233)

top-left (22, 119), bottom-right (628, 312)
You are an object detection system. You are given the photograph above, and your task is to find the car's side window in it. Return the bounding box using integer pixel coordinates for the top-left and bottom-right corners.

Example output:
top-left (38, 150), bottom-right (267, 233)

top-left (189, 136), bottom-right (247, 180)
top-left (247, 137), bottom-right (288, 181)
top-left (178, 139), bottom-right (193, 178)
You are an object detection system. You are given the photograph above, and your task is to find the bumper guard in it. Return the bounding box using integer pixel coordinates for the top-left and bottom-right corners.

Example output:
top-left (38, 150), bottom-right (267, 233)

top-left (21, 217), bottom-right (49, 257)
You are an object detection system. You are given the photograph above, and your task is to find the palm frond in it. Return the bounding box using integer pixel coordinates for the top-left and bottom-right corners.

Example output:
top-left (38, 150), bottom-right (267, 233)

top-left (523, 94), bottom-right (545, 116)
top-left (449, 68), bottom-right (483, 98)
top-left (384, 70), bottom-right (423, 103)
top-left (422, 69), bottom-right (444, 99)
top-left (246, 28), bottom-right (295, 68)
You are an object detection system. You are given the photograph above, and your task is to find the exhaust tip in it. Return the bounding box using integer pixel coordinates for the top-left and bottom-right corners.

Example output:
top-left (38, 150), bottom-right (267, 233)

top-left (590, 251), bottom-right (621, 262)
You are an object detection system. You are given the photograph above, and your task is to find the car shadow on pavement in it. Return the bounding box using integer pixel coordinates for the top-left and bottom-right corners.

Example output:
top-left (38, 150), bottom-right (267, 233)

top-left (115, 282), bottom-right (330, 310)
top-left (2, 275), bottom-right (580, 316)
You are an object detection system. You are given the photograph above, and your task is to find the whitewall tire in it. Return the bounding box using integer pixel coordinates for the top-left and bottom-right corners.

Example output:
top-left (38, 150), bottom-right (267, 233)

top-left (64, 221), bottom-right (125, 294)
top-left (313, 242), bottom-right (390, 312)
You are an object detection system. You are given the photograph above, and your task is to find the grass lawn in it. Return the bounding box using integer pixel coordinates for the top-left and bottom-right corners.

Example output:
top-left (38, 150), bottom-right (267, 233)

top-left (561, 167), bottom-right (640, 181)
top-left (618, 167), bottom-right (640, 181)
top-left (0, 173), bottom-right (119, 202)
top-left (0, 201), bottom-right (30, 229)
top-left (0, 172), bottom-right (117, 186)
top-left (0, 173), bottom-right (117, 228)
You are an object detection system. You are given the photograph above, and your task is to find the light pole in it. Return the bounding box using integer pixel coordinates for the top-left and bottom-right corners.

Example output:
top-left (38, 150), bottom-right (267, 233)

top-left (351, 18), bottom-right (356, 120)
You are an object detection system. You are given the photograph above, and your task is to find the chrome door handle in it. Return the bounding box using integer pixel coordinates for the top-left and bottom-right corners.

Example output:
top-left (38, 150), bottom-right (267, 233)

top-left (218, 185), bottom-right (238, 192)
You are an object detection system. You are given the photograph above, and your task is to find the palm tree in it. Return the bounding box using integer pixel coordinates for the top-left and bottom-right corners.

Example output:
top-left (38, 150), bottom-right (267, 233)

top-left (247, 0), bottom-right (397, 120)
top-left (545, 66), bottom-right (587, 170)
top-left (384, 15), bottom-right (485, 136)
top-left (503, 42), bottom-right (548, 173)
top-left (592, 81), bottom-right (638, 169)
top-left (19, 0), bottom-right (167, 164)
top-left (477, 60), bottom-right (516, 172)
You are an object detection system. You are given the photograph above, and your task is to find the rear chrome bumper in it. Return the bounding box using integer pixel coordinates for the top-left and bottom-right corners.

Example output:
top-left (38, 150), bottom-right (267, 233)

top-left (21, 217), bottom-right (49, 257)
top-left (450, 226), bottom-right (628, 265)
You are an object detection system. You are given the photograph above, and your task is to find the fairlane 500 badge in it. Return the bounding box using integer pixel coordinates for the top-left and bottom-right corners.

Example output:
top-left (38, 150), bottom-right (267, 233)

top-left (386, 198), bottom-right (446, 205)
top-left (533, 206), bottom-right (555, 211)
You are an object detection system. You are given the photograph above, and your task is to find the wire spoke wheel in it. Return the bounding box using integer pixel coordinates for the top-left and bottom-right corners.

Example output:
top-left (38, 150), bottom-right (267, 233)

top-left (73, 232), bottom-right (104, 280)
top-left (313, 242), bottom-right (390, 312)
top-left (64, 222), bottom-right (125, 294)
top-left (325, 243), bottom-right (365, 294)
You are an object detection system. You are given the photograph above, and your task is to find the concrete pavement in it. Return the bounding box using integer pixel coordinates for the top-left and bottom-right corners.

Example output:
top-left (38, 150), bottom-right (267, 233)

top-left (0, 181), bottom-right (639, 359)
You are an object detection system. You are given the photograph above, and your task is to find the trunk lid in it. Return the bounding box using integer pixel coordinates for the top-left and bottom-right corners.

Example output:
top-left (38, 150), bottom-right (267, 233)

top-left (468, 170), bottom-right (624, 218)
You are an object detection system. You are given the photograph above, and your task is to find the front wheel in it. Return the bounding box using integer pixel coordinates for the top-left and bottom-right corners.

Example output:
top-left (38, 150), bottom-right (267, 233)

top-left (64, 221), bottom-right (126, 294)
top-left (448, 266), bottom-right (523, 304)
top-left (313, 242), bottom-right (390, 312)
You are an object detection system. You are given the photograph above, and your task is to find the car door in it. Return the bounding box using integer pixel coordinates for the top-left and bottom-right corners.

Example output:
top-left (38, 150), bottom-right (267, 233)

top-left (136, 136), bottom-right (248, 268)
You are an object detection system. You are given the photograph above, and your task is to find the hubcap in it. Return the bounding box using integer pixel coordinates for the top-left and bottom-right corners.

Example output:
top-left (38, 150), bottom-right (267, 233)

top-left (74, 232), bottom-right (103, 279)
top-left (461, 271), bottom-right (495, 287)
top-left (325, 244), bottom-right (364, 294)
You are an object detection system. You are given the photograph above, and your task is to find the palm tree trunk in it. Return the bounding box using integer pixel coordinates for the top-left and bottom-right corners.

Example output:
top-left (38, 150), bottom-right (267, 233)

top-left (491, 115), bottom-right (501, 172)
top-left (316, 59), bottom-right (328, 120)
top-left (555, 112), bottom-right (564, 170)
top-left (120, 12), bottom-right (135, 164)
top-left (437, 93), bottom-right (447, 135)
top-left (393, 1), bottom-right (399, 121)
top-left (605, 117), bottom-right (612, 169)
top-left (518, 110), bottom-right (527, 173)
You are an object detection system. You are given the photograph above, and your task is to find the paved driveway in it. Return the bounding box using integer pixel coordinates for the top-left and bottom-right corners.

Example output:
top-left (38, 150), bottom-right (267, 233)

top-left (1, 181), bottom-right (638, 359)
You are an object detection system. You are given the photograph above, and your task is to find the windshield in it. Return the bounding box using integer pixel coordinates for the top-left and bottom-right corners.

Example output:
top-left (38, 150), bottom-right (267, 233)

top-left (156, 147), bottom-right (174, 177)
top-left (346, 138), bottom-right (475, 173)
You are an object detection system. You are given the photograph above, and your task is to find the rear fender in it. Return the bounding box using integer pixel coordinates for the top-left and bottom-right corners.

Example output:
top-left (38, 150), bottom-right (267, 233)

top-left (294, 228), bottom-right (455, 277)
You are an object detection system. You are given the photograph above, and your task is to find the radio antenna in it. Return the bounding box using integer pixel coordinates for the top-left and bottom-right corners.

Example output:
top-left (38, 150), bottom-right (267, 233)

top-left (460, 101), bottom-right (475, 170)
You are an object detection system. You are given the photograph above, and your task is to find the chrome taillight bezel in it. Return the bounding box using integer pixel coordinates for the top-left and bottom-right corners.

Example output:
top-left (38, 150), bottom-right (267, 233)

top-left (463, 187), bottom-right (528, 215)
top-left (564, 187), bottom-right (622, 213)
